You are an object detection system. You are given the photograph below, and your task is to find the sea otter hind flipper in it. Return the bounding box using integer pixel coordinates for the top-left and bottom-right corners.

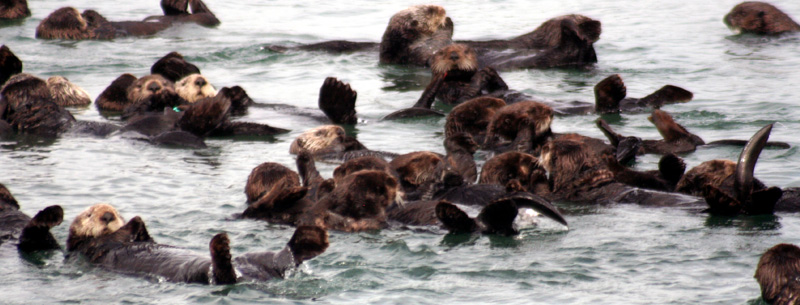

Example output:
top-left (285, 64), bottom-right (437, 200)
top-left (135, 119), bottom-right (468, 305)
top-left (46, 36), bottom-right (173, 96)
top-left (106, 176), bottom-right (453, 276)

top-left (151, 52), bottom-right (201, 83)
top-left (435, 201), bottom-right (478, 234)
top-left (210, 233), bottom-right (237, 284)
top-left (478, 199), bottom-right (519, 235)
top-left (658, 153), bottom-right (686, 184)
top-left (161, 0), bottom-right (189, 15)
top-left (288, 225), bottom-right (329, 264)
top-left (498, 193), bottom-right (568, 227)
top-left (594, 74), bottom-right (627, 114)
top-left (151, 130), bottom-right (208, 149)
top-left (318, 77), bottom-right (357, 125)
top-left (638, 85), bottom-right (693, 109)
top-left (17, 205), bottom-right (64, 252)
top-left (0, 45), bottom-right (23, 86)
top-left (383, 107), bottom-right (445, 120)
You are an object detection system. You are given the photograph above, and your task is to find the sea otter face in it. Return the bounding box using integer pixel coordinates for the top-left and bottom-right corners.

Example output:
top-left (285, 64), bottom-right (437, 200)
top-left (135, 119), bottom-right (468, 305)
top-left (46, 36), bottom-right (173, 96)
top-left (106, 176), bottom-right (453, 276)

top-left (479, 151), bottom-right (541, 188)
top-left (431, 44), bottom-right (478, 76)
top-left (127, 74), bottom-right (175, 102)
top-left (69, 203), bottom-right (125, 239)
top-left (333, 170), bottom-right (399, 219)
top-left (394, 5), bottom-right (448, 37)
top-left (289, 125), bottom-right (347, 155)
top-left (724, 2), bottom-right (800, 34)
top-left (46, 76), bottom-right (92, 107)
top-left (176, 74), bottom-right (217, 103)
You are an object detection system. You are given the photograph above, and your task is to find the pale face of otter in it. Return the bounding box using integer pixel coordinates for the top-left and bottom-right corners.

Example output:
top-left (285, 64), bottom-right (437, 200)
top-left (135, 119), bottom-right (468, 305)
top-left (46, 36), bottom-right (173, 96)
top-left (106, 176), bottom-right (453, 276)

top-left (69, 203), bottom-right (125, 239)
top-left (431, 44), bottom-right (478, 76)
top-left (394, 5), bottom-right (448, 37)
top-left (127, 74), bottom-right (175, 102)
top-left (176, 74), bottom-right (217, 103)
top-left (46, 76), bottom-right (92, 106)
top-left (724, 2), bottom-right (800, 34)
top-left (289, 125), bottom-right (346, 155)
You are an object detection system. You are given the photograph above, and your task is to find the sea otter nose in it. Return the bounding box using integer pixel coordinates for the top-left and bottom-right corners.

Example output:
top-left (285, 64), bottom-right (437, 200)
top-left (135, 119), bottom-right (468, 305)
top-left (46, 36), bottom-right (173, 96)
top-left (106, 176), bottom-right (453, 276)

top-left (194, 78), bottom-right (206, 87)
top-left (449, 52), bottom-right (459, 61)
top-left (100, 212), bottom-right (115, 224)
top-left (147, 82), bottom-right (162, 93)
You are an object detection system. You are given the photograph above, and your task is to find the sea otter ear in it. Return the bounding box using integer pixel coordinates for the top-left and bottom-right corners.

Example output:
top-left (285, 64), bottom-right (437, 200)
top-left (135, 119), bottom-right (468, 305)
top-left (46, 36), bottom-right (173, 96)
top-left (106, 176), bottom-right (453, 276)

top-left (287, 225), bottom-right (329, 264)
top-left (161, 0), bottom-right (190, 15)
top-left (435, 201), bottom-right (478, 234)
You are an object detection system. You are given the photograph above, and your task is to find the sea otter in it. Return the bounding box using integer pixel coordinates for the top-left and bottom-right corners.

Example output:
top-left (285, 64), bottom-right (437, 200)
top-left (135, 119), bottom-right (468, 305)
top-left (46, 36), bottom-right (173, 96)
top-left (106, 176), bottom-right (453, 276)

top-left (66, 203), bottom-right (328, 284)
top-left (0, 45), bottom-right (22, 86)
top-left (175, 74), bottom-right (216, 103)
top-left (444, 132), bottom-right (479, 184)
top-left (604, 153), bottom-right (687, 192)
top-left (755, 243), bottom-right (800, 305)
top-left (484, 101), bottom-right (554, 152)
top-left (36, 0), bottom-right (219, 40)
top-left (289, 125), bottom-right (397, 162)
top-left (479, 151), bottom-right (547, 193)
top-left (724, 2), bottom-right (800, 35)
top-left (150, 51), bottom-right (201, 83)
top-left (0, 0), bottom-right (29, 20)
top-left (0, 183), bottom-right (64, 253)
top-left (241, 162), bottom-right (314, 225)
top-left (2, 73), bottom-right (92, 107)
top-left (444, 97), bottom-right (506, 144)
top-left (95, 74), bottom-right (137, 112)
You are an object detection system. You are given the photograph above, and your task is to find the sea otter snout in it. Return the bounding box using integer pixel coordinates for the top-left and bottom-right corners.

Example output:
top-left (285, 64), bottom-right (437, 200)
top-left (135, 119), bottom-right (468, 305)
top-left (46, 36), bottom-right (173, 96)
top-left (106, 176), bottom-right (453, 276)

top-left (127, 74), bottom-right (175, 102)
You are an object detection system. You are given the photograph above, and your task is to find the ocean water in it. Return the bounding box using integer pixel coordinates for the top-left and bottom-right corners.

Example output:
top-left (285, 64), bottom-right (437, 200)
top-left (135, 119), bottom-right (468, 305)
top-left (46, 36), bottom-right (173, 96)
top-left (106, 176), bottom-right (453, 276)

top-left (2, 0), bottom-right (800, 304)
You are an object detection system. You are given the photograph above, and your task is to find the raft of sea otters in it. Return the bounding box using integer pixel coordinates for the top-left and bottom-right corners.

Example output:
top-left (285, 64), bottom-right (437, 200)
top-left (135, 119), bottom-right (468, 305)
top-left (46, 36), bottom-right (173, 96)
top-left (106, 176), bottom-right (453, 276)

top-left (2, 0), bottom-right (800, 301)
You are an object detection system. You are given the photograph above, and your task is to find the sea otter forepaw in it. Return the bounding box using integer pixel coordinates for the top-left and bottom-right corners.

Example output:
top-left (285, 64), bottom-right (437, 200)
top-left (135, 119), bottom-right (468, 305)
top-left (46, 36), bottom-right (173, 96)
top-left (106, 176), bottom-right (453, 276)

top-left (210, 233), bottom-right (237, 285)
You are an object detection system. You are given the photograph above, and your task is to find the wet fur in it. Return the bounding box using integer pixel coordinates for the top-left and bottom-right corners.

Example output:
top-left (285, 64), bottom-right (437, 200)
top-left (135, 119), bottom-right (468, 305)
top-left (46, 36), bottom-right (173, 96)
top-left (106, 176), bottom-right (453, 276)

top-left (725, 2), bottom-right (800, 34)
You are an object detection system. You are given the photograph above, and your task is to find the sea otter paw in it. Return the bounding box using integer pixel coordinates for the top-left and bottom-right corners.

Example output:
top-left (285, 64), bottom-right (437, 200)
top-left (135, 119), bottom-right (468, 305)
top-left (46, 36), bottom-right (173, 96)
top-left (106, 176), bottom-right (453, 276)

top-left (641, 85), bottom-right (693, 108)
top-left (594, 74), bottom-right (627, 113)
top-left (210, 233), bottom-right (237, 285)
top-left (319, 77), bottom-right (358, 125)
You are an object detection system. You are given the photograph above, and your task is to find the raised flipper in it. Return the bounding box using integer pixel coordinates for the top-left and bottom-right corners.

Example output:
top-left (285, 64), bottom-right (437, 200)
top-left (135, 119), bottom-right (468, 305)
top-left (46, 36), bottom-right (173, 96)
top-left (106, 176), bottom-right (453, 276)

top-left (638, 85), bottom-right (693, 109)
top-left (495, 192), bottom-right (568, 227)
top-left (658, 153), bottom-right (686, 185)
top-left (318, 77), bottom-right (357, 125)
top-left (435, 201), bottom-right (478, 234)
top-left (649, 109), bottom-right (704, 145)
top-left (209, 233), bottom-right (237, 284)
top-left (17, 205), bottom-right (63, 252)
top-left (96, 74), bottom-right (137, 112)
top-left (477, 199), bottom-right (519, 235)
top-left (287, 225), bottom-right (329, 265)
top-left (594, 74), bottom-right (627, 114)
top-left (161, 0), bottom-right (189, 15)
top-left (218, 86), bottom-right (254, 116)
top-left (189, 0), bottom-right (214, 15)
top-left (0, 45), bottom-right (23, 87)
top-left (116, 216), bottom-right (154, 243)
top-left (595, 118), bottom-right (641, 164)
top-left (151, 52), bottom-right (201, 83)
top-left (383, 73), bottom-right (446, 120)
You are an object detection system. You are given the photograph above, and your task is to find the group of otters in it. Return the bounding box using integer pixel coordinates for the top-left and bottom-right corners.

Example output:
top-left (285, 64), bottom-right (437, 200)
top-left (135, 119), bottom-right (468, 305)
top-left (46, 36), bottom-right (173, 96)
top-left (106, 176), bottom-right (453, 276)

top-left (2, 0), bottom-right (800, 302)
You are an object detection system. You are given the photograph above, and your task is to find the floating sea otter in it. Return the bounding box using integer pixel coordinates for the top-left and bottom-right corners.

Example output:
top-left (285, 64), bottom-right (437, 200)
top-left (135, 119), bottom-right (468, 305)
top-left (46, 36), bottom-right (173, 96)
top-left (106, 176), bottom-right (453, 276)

top-left (0, 183), bottom-right (64, 253)
top-left (1, 46), bottom-right (92, 107)
top-left (271, 5), bottom-right (601, 70)
top-left (66, 203), bottom-right (328, 284)
top-left (724, 2), bottom-right (800, 35)
top-left (0, 0), bottom-right (28, 21)
top-left (36, 0), bottom-right (219, 40)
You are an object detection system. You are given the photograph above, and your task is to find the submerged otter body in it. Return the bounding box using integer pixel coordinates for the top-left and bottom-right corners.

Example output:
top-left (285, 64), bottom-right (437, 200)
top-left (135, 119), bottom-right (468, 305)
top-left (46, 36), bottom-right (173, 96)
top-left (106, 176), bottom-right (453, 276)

top-left (36, 0), bottom-right (219, 40)
top-left (67, 204), bottom-right (328, 284)
top-left (724, 2), bottom-right (800, 35)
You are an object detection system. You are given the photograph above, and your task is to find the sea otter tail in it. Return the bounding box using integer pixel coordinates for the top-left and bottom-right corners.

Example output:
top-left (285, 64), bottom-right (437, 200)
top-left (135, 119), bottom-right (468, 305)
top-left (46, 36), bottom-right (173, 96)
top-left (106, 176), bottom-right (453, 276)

top-left (318, 77), bottom-right (358, 125)
top-left (593, 74), bottom-right (627, 114)
top-left (17, 205), bottom-right (63, 252)
top-left (209, 233), bottom-right (237, 284)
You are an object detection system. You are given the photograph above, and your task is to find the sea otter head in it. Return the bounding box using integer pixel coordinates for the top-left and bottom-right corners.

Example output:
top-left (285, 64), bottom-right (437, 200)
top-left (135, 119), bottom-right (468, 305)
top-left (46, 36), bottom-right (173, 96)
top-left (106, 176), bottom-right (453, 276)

top-left (126, 74), bottom-right (176, 102)
top-left (445, 97), bottom-right (506, 138)
top-left (46, 76), bottom-right (92, 107)
top-left (380, 5), bottom-right (452, 65)
top-left (391, 5), bottom-right (448, 37)
top-left (245, 162), bottom-right (302, 203)
top-left (538, 138), bottom-right (609, 192)
top-left (289, 125), bottom-right (347, 156)
top-left (487, 101), bottom-right (554, 145)
top-left (724, 2), bottom-right (800, 34)
top-left (755, 243), bottom-right (800, 304)
top-left (479, 151), bottom-right (541, 189)
top-left (329, 170), bottom-right (399, 220)
top-left (0, 183), bottom-right (19, 212)
top-left (431, 44), bottom-right (478, 77)
top-left (675, 159), bottom-right (736, 196)
top-left (176, 74), bottom-right (217, 103)
top-left (1, 73), bottom-right (51, 110)
top-left (36, 7), bottom-right (113, 40)
top-left (68, 203), bottom-right (125, 240)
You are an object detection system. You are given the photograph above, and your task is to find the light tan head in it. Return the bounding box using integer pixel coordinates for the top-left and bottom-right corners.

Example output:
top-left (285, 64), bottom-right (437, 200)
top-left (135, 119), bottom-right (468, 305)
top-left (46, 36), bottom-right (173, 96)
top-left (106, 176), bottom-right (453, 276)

top-left (126, 74), bottom-right (175, 102)
top-left (431, 44), bottom-right (478, 76)
top-left (46, 76), bottom-right (92, 106)
top-left (175, 74), bottom-right (216, 103)
top-left (391, 5), bottom-right (448, 36)
top-left (289, 125), bottom-right (347, 155)
top-left (68, 203), bottom-right (125, 239)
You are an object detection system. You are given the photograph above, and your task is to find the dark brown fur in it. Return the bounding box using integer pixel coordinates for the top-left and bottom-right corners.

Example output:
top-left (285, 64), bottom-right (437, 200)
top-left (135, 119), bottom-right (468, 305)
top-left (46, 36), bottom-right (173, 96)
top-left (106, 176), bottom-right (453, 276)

top-left (333, 156), bottom-right (393, 183)
top-left (379, 5), bottom-right (453, 66)
top-left (725, 2), bottom-right (800, 34)
top-left (444, 132), bottom-right (479, 183)
top-left (0, 0), bottom-right (29, 20)
top-left (96, 74), bottom-right (137, 112)
top-left (390, 151), bottom-right (444, 198)
top-left (0, 45), bottom-right (22, 86)
top-left (445, 96), bottom-right (506, 142)
top-left (241, 162), bottom-right (312, 225)
top-left (485, 101), bottom-right (554, 152)
top-left (755, 243), bottom-right (800, 305)
top-left (429, 44), bottom-right (509, 105)
top-left (479, 151), bottom-right (543, 192)
top-left (151, 52), bottom-right (201, 83)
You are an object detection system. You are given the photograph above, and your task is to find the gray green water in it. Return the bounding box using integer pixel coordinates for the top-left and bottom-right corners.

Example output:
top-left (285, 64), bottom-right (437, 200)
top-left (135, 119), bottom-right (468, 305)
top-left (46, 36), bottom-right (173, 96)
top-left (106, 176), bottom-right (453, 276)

top-left (2, 0), bottom-right (800, 304)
